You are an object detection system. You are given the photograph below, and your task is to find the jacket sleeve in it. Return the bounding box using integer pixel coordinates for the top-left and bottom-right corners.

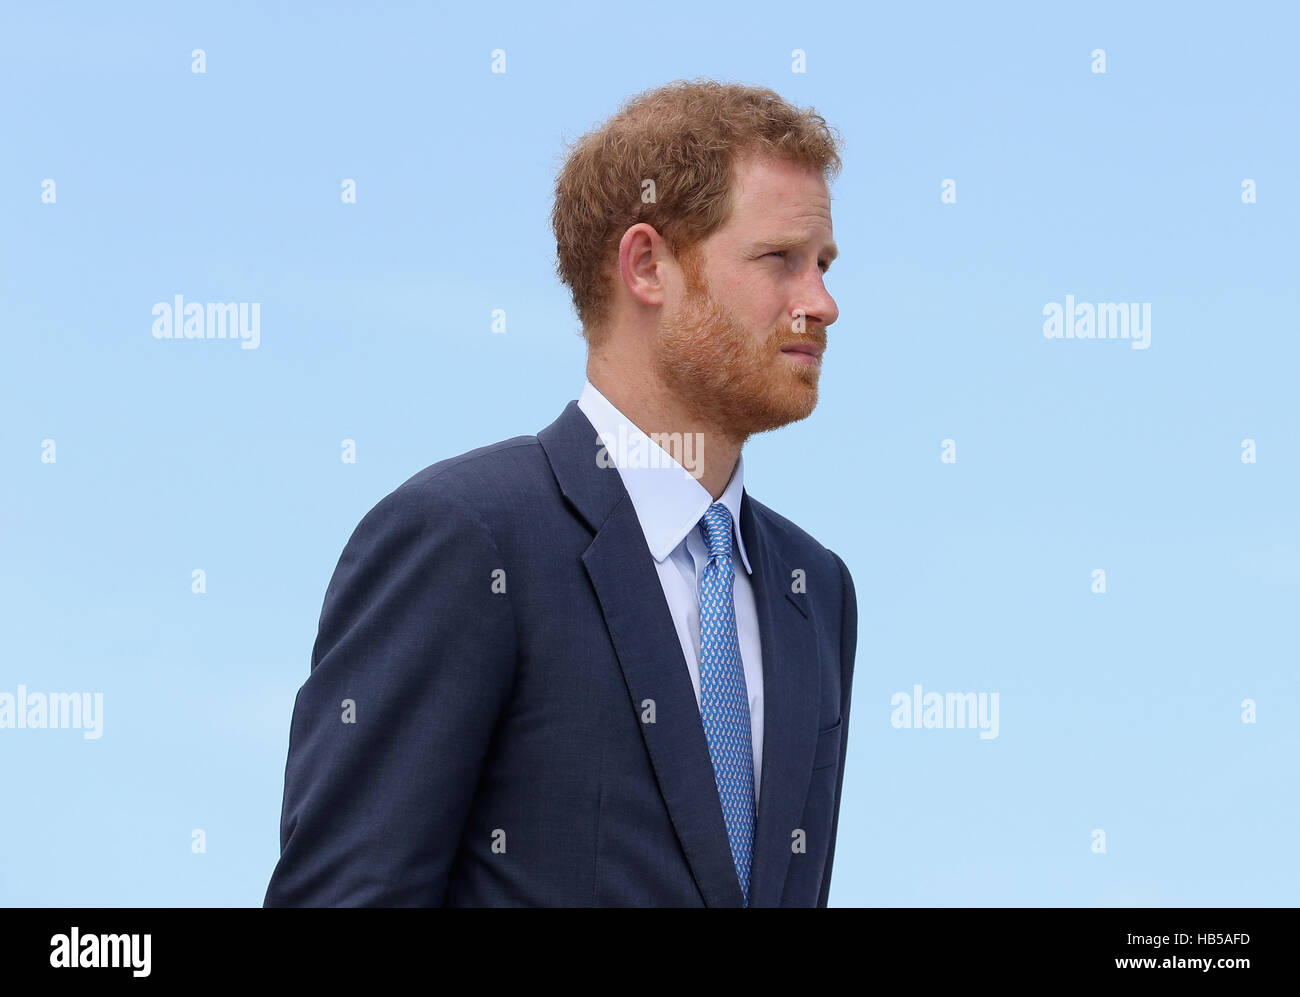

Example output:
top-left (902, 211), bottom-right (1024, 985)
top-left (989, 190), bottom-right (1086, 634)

top-left (264, 479), bottom-right (517, 906)
top-left (817, 549), bottom-right (858, 907)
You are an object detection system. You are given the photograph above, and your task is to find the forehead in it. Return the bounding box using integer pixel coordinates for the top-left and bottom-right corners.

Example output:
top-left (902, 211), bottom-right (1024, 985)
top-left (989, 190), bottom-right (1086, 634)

top-left (724, 152), bottom-right (833, 235)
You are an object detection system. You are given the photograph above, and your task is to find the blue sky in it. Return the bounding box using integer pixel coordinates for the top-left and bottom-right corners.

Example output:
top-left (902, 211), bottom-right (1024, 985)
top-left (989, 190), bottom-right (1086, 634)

top-left (1, 0), bottom-right (1296, 906)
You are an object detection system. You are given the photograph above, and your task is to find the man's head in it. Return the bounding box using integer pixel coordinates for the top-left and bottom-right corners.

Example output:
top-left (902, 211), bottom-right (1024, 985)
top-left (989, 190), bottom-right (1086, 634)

top-left (551, 79), bottom-right (843, 441)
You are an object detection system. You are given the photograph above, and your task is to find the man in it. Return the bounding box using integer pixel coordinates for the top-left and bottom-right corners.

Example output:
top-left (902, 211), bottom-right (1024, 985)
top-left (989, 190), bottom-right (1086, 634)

top-left (264, 78), bottom-right (857, 907)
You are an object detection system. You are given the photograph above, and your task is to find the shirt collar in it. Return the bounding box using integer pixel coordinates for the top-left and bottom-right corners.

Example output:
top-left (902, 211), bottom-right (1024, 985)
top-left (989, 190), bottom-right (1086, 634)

top-left (577, 378), bottom-right (752, 574)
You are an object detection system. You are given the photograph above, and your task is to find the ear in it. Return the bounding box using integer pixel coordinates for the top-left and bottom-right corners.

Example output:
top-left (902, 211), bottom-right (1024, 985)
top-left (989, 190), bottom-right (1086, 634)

top-left (618, 223), bottom-right (671, 310)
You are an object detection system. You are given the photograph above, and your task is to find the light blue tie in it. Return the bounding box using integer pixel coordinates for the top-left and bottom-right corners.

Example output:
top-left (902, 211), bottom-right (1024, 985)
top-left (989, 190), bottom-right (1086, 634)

top-left (696, 502), bottom-right (756, 905)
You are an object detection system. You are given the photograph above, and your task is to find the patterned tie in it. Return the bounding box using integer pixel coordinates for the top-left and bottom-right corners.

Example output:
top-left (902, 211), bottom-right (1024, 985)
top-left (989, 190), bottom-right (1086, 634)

top-left (696, 501), bottom-right (756, 905)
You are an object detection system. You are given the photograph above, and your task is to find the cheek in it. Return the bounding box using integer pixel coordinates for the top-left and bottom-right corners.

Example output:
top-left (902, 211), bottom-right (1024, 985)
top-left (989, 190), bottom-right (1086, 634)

top-left (721, 282), bottom-right (782, 333)
top-left (748, 286), bottom-right (790, 330)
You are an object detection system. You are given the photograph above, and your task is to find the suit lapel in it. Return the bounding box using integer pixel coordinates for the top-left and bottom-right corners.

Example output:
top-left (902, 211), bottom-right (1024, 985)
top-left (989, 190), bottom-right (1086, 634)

top-left (537, 400), bottom-right (819, 908)
top-left (740, 490), bottom-right (820, 907)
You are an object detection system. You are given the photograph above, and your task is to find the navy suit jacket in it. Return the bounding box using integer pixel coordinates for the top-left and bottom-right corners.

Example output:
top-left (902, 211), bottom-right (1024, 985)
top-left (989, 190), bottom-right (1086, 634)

top-left (264, 399), bottom-right (858, 907)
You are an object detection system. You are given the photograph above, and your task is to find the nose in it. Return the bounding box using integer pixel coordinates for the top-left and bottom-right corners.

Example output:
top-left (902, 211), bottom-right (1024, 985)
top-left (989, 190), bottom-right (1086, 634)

top-left (793, 274), bottom-right (838, 333)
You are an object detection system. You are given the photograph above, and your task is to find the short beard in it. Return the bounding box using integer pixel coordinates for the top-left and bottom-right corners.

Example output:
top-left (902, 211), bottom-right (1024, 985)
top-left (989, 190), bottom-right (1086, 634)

top-left (654, 248), bottom-right (821, 443)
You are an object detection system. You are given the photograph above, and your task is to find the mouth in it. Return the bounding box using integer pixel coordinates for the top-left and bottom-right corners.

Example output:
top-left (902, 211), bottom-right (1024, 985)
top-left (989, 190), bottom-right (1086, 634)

top-left (780, 342), bottom-right (824, 365)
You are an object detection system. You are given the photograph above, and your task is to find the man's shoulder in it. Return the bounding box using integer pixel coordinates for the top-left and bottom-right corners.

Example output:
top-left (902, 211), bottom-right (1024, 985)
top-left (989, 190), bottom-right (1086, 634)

top-left (352, 431), bottom-right (554, 539)
top-left (395, 432), bottom-right (547, 502)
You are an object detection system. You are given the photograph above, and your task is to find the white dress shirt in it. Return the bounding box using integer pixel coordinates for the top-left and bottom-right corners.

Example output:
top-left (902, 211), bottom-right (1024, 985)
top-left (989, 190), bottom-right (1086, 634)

top-left (577, 378), bottom-right (765, 801)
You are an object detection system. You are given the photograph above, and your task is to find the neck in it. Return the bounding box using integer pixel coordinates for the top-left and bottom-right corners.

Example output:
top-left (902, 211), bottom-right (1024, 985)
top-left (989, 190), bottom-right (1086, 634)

top-left (586, 357), bottom-right (743, 501)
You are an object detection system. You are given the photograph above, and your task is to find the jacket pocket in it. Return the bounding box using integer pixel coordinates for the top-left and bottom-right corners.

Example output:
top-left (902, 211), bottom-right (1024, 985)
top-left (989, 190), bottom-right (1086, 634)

top-left (811, 718), bottom-right (842, 771)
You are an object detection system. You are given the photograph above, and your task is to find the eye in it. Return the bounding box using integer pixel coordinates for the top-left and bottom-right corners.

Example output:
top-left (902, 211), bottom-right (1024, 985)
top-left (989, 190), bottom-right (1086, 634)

top-left (766, 250), bottom-right (830, 274)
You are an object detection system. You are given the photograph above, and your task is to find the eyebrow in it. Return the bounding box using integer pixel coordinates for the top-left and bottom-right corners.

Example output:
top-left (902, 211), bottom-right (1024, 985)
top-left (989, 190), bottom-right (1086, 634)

top-left (751, 234), bottom-right (839, 265)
